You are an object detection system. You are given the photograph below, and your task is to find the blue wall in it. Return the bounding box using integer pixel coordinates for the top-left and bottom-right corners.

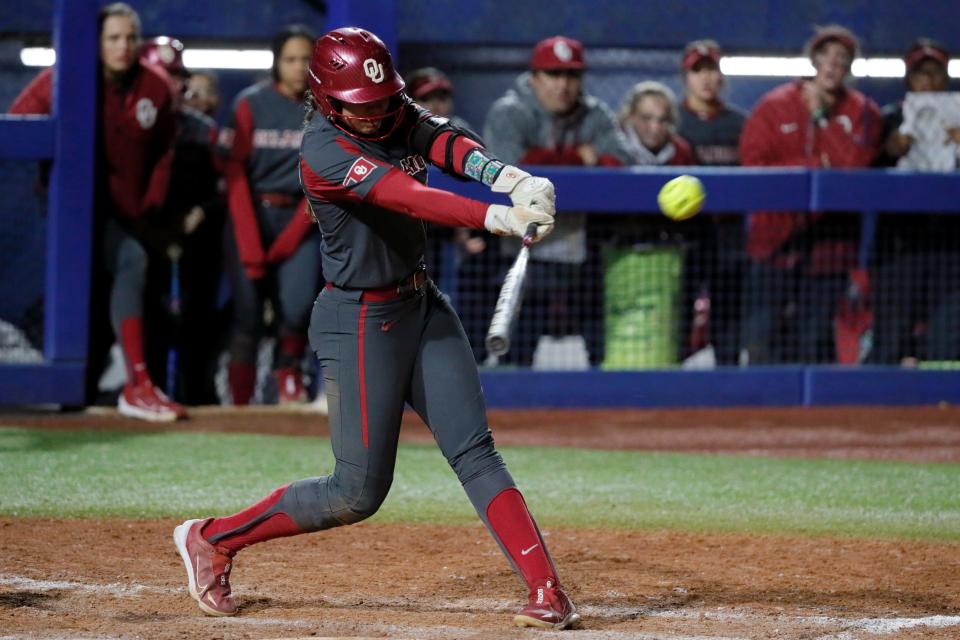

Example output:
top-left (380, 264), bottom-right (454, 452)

top-left (3, 1), bottom-right (958, 53)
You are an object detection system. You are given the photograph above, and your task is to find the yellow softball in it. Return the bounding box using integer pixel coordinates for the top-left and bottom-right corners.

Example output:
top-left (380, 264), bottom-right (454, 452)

top-left (657, 175), bottom-right (705, 221)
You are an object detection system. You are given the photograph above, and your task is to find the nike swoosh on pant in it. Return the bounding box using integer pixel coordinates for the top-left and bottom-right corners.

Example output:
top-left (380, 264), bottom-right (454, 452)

top-left (521, 543), bottom-right (539, 556)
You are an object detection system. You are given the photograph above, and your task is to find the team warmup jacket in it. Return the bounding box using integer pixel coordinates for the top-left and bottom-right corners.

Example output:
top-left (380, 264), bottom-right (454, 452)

top-left (299, 98), bottom-right (494, 289)
top-left (10, 63), bottom-right (176, 220)
top-left (218, 81), bottom-right (314, 274)
top-left (739, 80), bottom-right (882, 269)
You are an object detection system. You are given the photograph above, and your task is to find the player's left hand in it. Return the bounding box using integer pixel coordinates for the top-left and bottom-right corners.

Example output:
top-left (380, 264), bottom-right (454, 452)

top-left (491, 165), bottom-right (556, 215)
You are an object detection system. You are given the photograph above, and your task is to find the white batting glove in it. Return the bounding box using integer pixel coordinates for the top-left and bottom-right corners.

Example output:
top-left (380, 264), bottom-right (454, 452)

top-left (490, 165), bottom-right (556, 215)
top-left (484, 204), bottom-right (554, 242)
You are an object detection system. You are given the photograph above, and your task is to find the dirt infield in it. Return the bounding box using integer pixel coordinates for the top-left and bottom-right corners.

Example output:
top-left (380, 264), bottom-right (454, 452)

top-left (2, 406), bottom-right (960, 638)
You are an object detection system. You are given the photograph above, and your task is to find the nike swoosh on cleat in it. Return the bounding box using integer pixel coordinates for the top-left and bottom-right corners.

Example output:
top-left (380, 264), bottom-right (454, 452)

top-left (521, 543), bottom-right (539, 556)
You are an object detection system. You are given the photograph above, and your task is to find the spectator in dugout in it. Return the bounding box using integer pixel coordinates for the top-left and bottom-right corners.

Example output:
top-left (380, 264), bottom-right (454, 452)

top-left (868, 39), bottom-right (960, 364)
top-left (484, 35), bottom-right (632, 367)
top-left (407, 67), bottom-right (494, 362)
top-left (739, 24), bottom-right (882, 365)
top-left (220, 25), bottom-right (324, 407)
top-left (140, 36), bottom-right (226, 405)
top-left (184, 71), bottom-right (221, 118)
top-left (9, 2), bottom-right (185, 421)
top-left (676, 39), bottom-right (748, 366)
top-left (618, 81), bottom-right (695, 165)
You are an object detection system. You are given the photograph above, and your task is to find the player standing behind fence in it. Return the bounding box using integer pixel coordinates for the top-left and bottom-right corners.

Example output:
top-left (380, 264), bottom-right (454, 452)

top-left (676, 40), bottom-right (748, 366)
top-left (738, 25), bottom-right (882, 364)
top-left (220, 25), bottom-right (323, 406)
top-left (173, 27), bottom-right (581, 630)
top-left (869, 39), bottom-right (960, 364)
top-left (484, 36), bottom-right (631, 367)
top-left (140, 37), bottom-right (225, 405)
top-left (9, 2), bottom-right (184, 421)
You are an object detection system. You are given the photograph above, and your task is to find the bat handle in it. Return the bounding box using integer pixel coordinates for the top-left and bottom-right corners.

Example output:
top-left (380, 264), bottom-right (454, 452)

top-left (522, 222), bottom-right (538, 247)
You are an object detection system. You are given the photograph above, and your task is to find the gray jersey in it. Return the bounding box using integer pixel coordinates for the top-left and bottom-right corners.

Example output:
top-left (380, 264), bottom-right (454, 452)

top-left (219, 81), bottom-right (305, 195)
top-left (677, 102), bottom-right (747, 166)
top-left (299, 108), bottom-right (430, 289)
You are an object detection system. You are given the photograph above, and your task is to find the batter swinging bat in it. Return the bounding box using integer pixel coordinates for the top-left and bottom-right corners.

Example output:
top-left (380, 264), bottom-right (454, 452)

top-left (485, 222), bottom-right (539, 357)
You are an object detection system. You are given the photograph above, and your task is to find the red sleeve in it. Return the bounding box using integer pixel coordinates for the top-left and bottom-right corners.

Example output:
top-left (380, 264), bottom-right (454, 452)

top-left (596, 154), bottom-right (624, 166)
top-left (9, 69), bottom-right (53, 115)
top-left (427, 131), bottom-right (482, 175)
top-left (669, 136), bottom-right (697, 166)
top-left (818, 96), bottom-right (882, 168)
top-left (142, 89), bottom-right (177, 214)
top-left (739, 99), bottom-right (814, 168)
top-left (223, 99), bottom-right (265, 270)
top-left (367, 169), bottom-right (488, 229)
top-left (520, 146), bottom-right (584, 165)
top-left (265, 198), bottom-right (315, 263)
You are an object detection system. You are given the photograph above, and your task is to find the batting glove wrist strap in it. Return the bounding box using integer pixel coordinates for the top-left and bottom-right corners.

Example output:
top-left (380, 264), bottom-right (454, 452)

top-left (491, 166), bottom-right (557, 216)
top-left (484, 204), bottom-right (555, 241)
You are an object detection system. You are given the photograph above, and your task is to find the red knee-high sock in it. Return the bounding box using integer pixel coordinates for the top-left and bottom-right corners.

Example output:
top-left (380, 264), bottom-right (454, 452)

top-left (201, 484), bottom-right (304, 554)
top-left (119, 317), bottom-right (150, 385)
top-left (278, 333), bottom-right (307, 369)
top-left (228, 362), bottom-right (256, 405)
top-left (486, 488), bottom-right (559, 589)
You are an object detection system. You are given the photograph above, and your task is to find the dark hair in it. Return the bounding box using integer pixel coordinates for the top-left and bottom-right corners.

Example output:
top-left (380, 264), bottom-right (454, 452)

top-left (98, 2), bottom-right (141, 37)
top-left (271, 24), bottom-right (316, 82)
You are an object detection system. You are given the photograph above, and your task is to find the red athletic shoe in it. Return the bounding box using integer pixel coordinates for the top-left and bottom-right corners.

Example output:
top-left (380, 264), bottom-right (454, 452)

top-left (514, 578), bottom-right (581, 630)
top-left (118, 381), bottom-right (187, 422)
top-left (275, 367), bottom-right (307, 405)
top-left (173, 518), bottom-right (238, 616)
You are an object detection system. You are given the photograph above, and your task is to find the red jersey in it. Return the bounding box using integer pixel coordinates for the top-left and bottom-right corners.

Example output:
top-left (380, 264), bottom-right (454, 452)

top-left (739, 80), bottom-right (882, 265)
top-left (10, 63), bottom-right (176, 219)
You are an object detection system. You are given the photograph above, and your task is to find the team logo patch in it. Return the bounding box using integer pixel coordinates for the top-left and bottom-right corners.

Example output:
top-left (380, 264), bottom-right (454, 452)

top-left (135, 97), bottom-right (157, 129)
top-left (344, 156), bottom-right (378, 186)
top-left (400, 154), bottom-right (426, 176)
top-left (363, 58), bottom-right (385, 83)
top-left (553, 40), bottom-right (573, 62)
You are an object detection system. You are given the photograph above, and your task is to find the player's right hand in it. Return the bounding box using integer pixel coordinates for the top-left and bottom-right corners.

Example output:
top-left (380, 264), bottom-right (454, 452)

top-left (490, 165), bottom-right (556, 215)
top-left (484, 204), bottom-right (554, 242)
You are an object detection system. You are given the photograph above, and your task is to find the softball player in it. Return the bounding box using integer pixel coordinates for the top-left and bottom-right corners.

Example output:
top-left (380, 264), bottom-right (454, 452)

top-left (174, 27), bottom-right (579, 630)
top-left (221, 25), bottom-right (322, 405)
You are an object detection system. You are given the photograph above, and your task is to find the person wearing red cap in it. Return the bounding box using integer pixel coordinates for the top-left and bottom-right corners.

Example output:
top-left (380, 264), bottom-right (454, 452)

top-left (676, 39), bottom-right (749, 366)
top-left (869, 38), bottom-right (960, 365)
top-left (9, 3), bottom-right (184, 421)
top-left (739, 24), bottom-right (882, 364)
top-left (484, 35), bottom-right (631, 367)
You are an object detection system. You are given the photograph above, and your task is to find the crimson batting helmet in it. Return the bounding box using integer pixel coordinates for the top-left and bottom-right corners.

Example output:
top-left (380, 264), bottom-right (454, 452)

top-left (141, 36), bottom-right (188, 76)
top-left (308, 27), bottom-right (406, 140)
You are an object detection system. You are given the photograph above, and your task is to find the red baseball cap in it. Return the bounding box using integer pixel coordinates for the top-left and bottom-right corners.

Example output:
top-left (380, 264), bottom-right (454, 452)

top-left (905, 39), bottom-right (950, 73)
top-left (682, 41), bottom-right (722, 71)
top-left (806, 25), bottom-right (860, 61)
top-left (531, 36), bottom-right (585, 71)
top-left (406, 67), bottom-right (454, 99)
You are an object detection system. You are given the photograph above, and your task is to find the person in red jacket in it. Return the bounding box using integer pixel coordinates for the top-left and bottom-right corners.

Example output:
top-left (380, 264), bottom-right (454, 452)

top-left (219, 25), bottom-right (324, 406)
top-left (738, 24), bottom-right (882, 364)
top-left (9, 2), bottom-right (184, 421)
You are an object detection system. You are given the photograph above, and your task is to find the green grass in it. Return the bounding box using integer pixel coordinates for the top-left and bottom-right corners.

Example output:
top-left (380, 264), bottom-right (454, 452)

top-left (1, 426), bottom-right (958, 540)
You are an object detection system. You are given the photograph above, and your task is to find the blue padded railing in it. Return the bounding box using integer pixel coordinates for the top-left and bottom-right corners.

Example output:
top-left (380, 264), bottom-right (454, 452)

top-left (0, 0), bottom-right (97, 406)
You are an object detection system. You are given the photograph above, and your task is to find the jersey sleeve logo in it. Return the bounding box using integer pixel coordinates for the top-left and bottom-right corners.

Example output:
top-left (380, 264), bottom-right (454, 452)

top-left (343, 156), bottom-right (378, 186)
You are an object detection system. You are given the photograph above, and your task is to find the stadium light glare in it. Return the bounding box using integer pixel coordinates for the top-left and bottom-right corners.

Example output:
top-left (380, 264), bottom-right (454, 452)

top-left (19, 47), bottom-right (959, 77)
top-left (181, 49), bottom-right (273, 70)
top-left (19, 47), bottom-right (273, 70)
top-left (21, 47), bottom-right (56, 67)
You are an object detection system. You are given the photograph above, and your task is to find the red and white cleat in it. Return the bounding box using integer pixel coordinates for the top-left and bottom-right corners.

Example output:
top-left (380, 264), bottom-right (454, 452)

top-left (118, 381), bottom-right (187, 422)
top-left (275, 367), bottom-right (307, 405)
top-left (173, 518), bottom-right (238, 616)
top-left (514, 578), bottom-right (581, 630)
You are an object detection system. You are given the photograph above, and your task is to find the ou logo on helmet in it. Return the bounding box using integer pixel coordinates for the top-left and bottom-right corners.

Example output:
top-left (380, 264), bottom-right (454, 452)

top-left (363, 58), bottom-right (385, 83)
